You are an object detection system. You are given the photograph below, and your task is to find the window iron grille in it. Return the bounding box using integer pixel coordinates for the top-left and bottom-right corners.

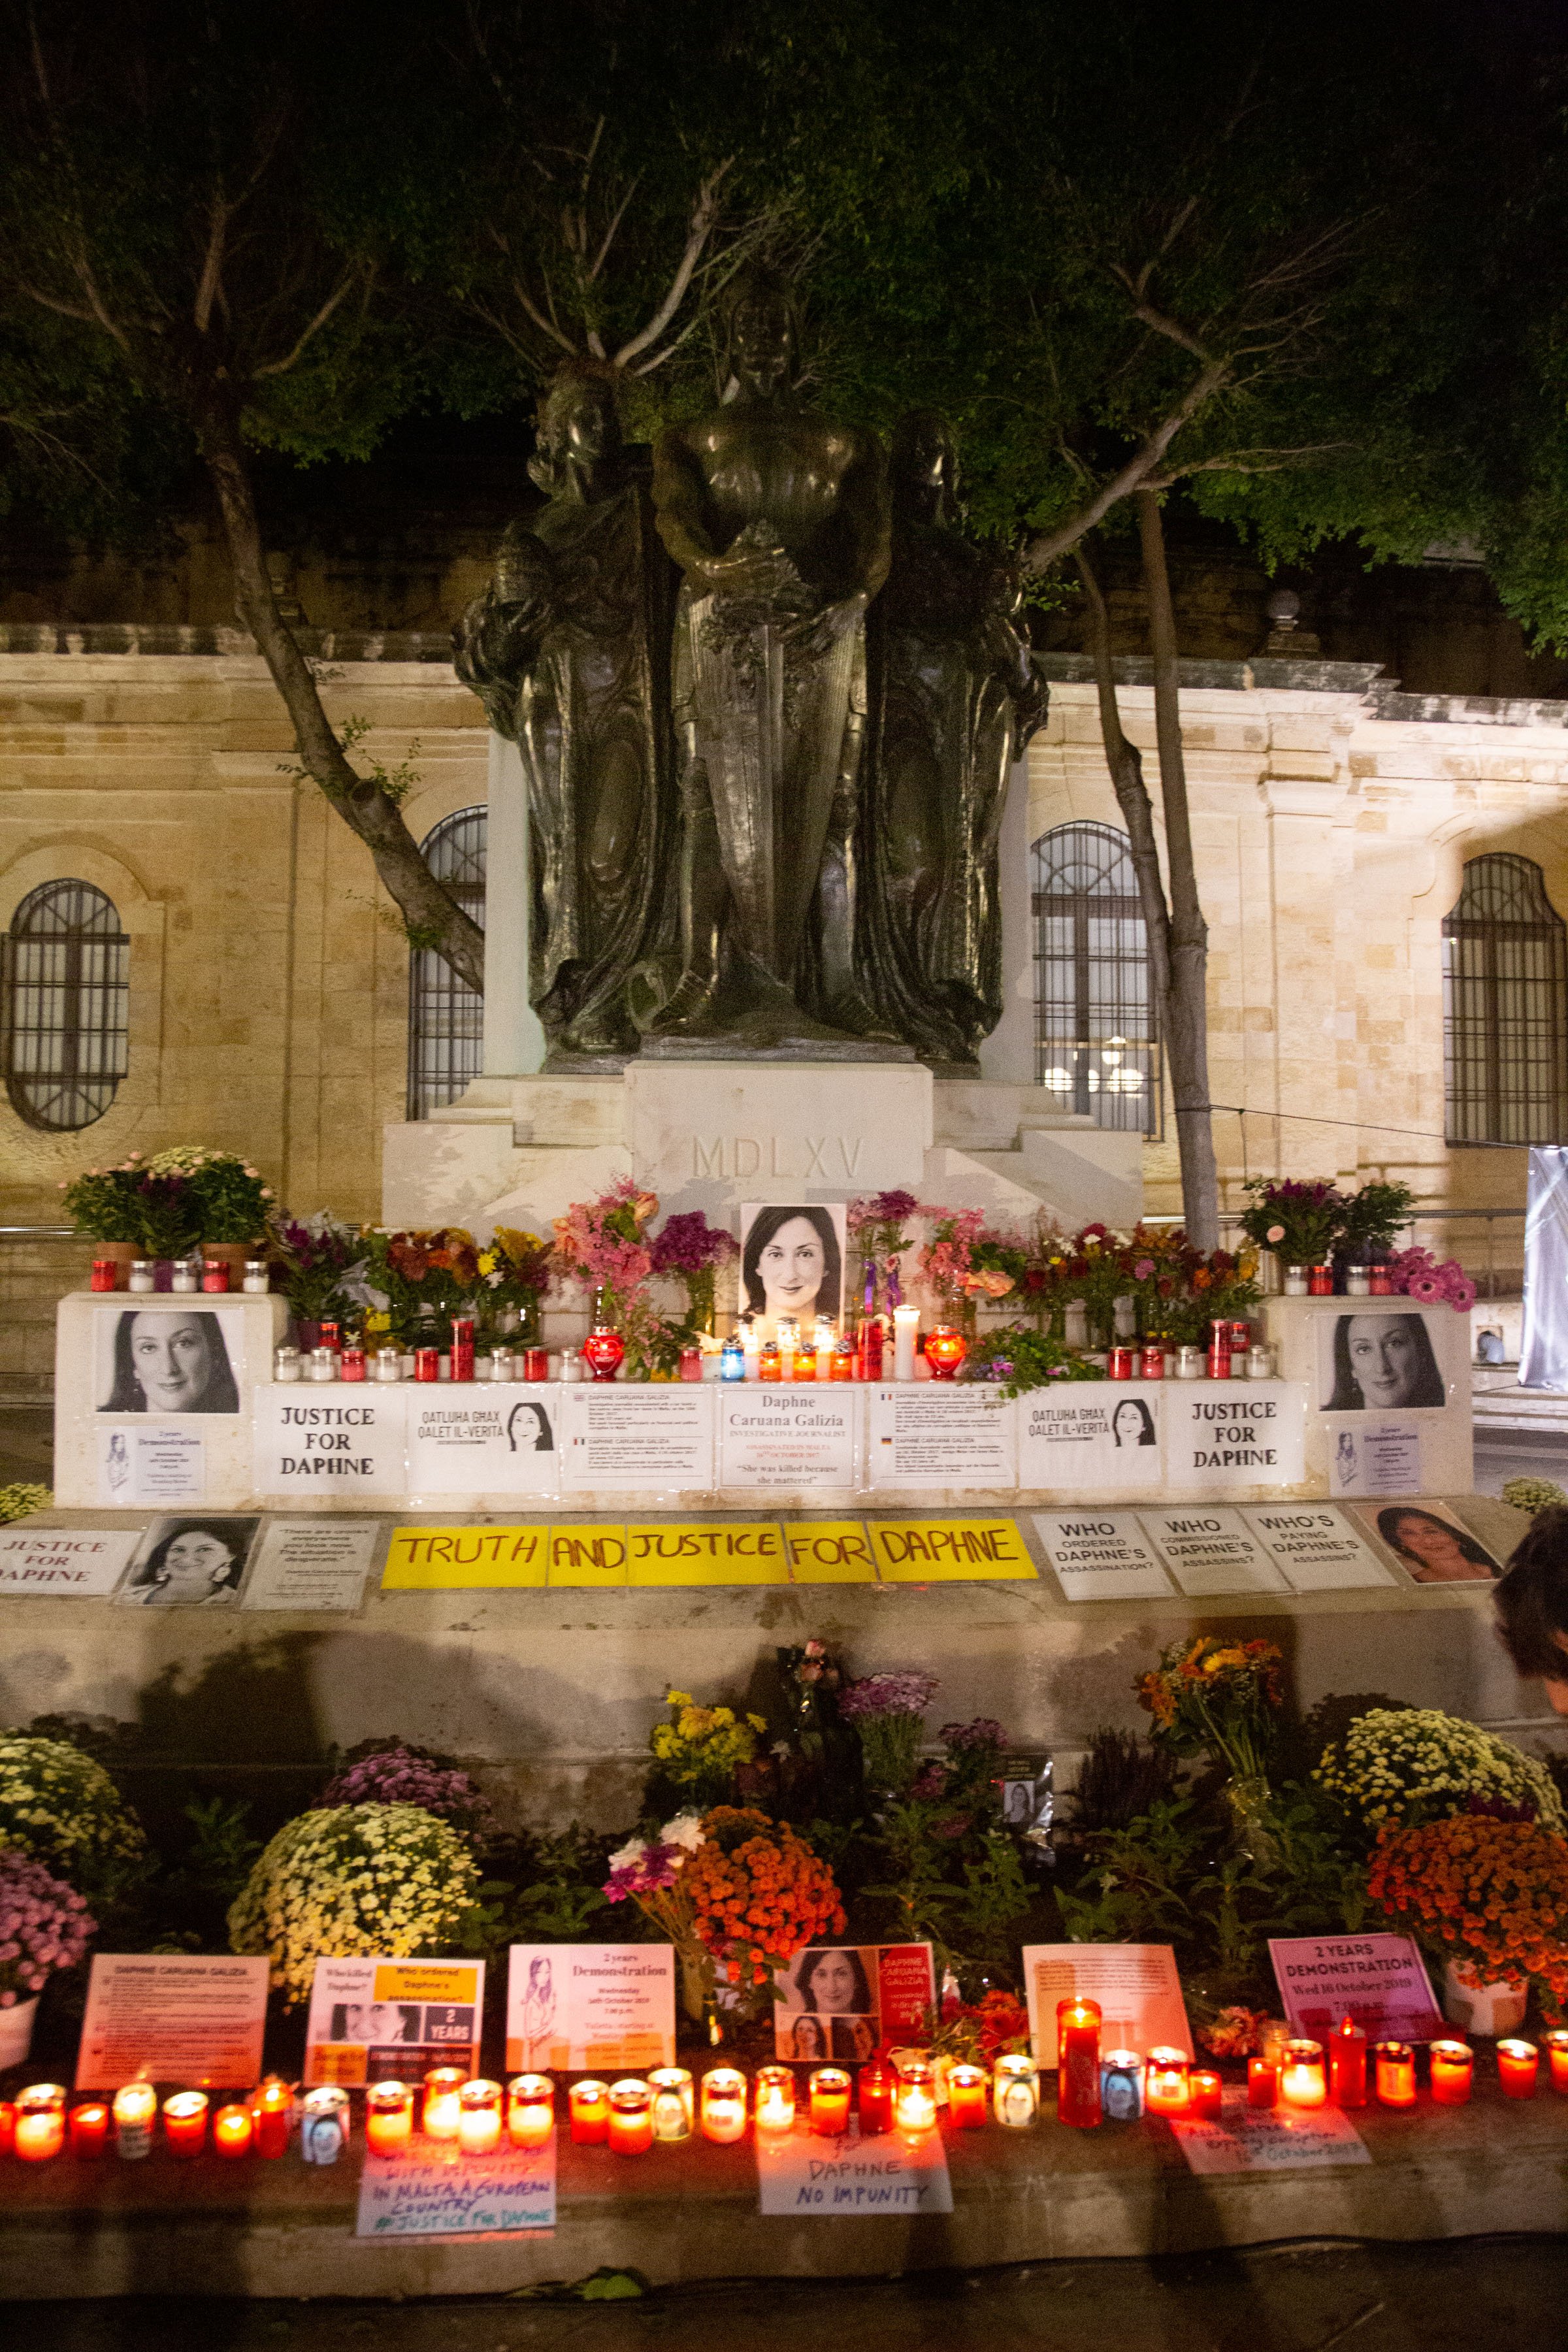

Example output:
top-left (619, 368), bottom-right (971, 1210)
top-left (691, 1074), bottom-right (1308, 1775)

top-left (3, 879), bottom-right (129, 1132)
top-left (1443, 851), bottom-right (1568, 1145)
top-left (408, 806), bottom-right (486, 1120)
top-left (1032, 821), bottom-right (1160, 1135)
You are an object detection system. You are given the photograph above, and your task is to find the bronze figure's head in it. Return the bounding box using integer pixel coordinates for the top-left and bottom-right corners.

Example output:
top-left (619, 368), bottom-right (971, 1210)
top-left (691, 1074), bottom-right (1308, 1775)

top-left (718, 264), bottom-right (803, 400)
top-left (529, 363), bottom-right (624, 498)
top-left (891, 410), bottom-right (958, 519)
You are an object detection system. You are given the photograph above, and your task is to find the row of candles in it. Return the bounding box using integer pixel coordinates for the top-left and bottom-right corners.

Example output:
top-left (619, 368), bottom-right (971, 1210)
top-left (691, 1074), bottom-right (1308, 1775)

top-left (9, 2017), bottom-right (1566, 2164)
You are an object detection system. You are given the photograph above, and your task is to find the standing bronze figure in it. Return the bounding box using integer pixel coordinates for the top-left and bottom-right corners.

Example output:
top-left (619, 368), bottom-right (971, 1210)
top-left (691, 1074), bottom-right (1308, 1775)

top-left (860, 411), bottom-right (1047, 1070)
top-left (454, 365), bottom-right (676, 1065)
top-left (640, 267), bottom-right (898, 1056)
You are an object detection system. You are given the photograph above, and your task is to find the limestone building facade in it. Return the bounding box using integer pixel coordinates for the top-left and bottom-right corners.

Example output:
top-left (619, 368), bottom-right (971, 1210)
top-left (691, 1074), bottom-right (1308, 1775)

top-left (3, 632), bottom-right (1565, 1292)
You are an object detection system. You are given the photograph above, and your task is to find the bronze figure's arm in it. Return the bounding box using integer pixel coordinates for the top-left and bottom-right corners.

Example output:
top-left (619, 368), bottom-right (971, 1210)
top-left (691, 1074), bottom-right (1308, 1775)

top-left (840, 430), bottom-right (892, 602)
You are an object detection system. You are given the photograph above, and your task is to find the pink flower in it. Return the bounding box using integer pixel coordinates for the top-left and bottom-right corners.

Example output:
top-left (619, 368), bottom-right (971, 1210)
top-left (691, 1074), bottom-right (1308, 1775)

top-left (1134, 1257), bottom-right (1156, 1279)
top-left (1266, 1224), bottom-right (1285, 1245)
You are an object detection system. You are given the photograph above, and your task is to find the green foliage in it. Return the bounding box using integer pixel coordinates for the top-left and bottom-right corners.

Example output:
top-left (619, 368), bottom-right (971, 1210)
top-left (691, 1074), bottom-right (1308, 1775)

top-left (1502, 1477), bottom-right (1568, 1519)
top-left (964, 1323), bottom-right (1106, 1397)
top-left (0, 1483), bottom-right (52, 1524)
top-left (0, 1733), bottom-right (148, 1901)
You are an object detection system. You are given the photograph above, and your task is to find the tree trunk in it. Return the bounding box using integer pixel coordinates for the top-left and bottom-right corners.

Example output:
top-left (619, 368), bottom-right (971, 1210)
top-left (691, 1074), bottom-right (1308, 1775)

top-left (1135, 490), bottom-right (1218, 1249)
top-left (192, 382), bottom-right (487, 994)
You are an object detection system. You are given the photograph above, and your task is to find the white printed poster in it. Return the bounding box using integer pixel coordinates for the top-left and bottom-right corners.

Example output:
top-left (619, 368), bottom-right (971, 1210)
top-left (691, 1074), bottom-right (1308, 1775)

top-left (408, 1386), bottom-right (559, 1498)
top-left (1162, 1382), bottom-right (1305, 1489)
top-left (1328, 1419), bottom-right (1423, 1499)
top-left (1017, 1384), bottom-right (1164, 1490)
top-left (866, 1386), bottom-right (1017, 1490)
top-left (1032, 1511), bottom-right (1174, 1602)
top-left (718, 1386), bottom-right (858, 1487)
top-left (1139, 1505), bottom-right (1289, 1596)
top-left (506, 1944), bottom-right (676, 2074)
top-left (99, 1424), bottom-right (204, 1505)
top-left (358, 2142), bottom-right (556, 2240)
top-left (1241, 1505), bottom-right (1394, 1593)
top-left (557, 1386), bottom-right (715, 1492)
top-left (76, 1954), bottom-right (270, 2089)
top-left (252, 1387), bottom-right (408, 1497)
top-left (0, 1526), bottom-right (141, 1598)
top-left (1022, 1942), bottom-right (1192, 2068)
top-left (304, 1957), bottom-right (485, 2087)
top-left (241, 1518), bottom-right (381, 1612)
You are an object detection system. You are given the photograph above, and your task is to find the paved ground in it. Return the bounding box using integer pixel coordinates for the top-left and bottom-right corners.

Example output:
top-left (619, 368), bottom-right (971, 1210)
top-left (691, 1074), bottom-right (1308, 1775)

top-left (13, 2238), bottom-right (1566, 2352)
top-left (0, 1402), bottom-right (52, 1490)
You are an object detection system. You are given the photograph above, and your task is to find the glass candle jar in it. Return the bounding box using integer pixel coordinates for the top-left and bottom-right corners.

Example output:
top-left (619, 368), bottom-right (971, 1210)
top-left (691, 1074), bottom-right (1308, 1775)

top-left (649, 2067), bottom-right (694, 2142)
top-left (272, 1343), bottom-right (301, 1382)
top-left (1543, 2027), bottom-right (1568, 2093)
top-left (374, 1345), bottom-right (402, 1382)
top-left (486, 1348), bottom-right (513, 1382)
top-left (608, 2079), bottom-right (654, 2155)
top-left (892, 1305), bottom-right (921, 1382)
top-left (1258, 2019), bottom-right (1292, 2068)
top-left (892, 2059), bottom-right (937, 2134)
top-left (16, 2083), bottom-right (67, 2162)
top-left (1369, 1266), bottom-right (1394, 1295)
top-left (1307, 1264), bottom-right (1334, 1296)
top-left (213, 2103), bottom-right (254, 2159)
top-left (1247, 1343), bottom-right (1274, 1379)
top-left (459, 2079), bottom-right (504, 2155)
top-left (857, 2060), bottom-right (894, 2136)
top-left (414, 1345), bottom-right (440, 1383)
top-left (506, 2075), bottom-right (555, 2148)
top-left (171, 1254), bottom-right (200, 1293)
top-left (1247, 2057), bottom-right (1279, 2109)
top-left (1428, 2041), bottom-right (1474, 2106)
top-left (1282, 1265), bottom-right (1309, 1296)
top-left (583, 1324), bottom-right (626, 1382)
top-left (251, 2076), bottom-right (293, 2159)
top-left (1189, 2070), bottom-right (1224, 2121)
top-left (568, 2078), bottom-right (610, 2145)
top-left (925, 1325), bottom-right (968, 1381)
top-left (720, 1337), bottom-right (746, 1381)
top-left (753, 2065), bottom-right (797, 2135)
top-left (1173, 1344), bottom-right (1204, 1380)
top-left (243, 1258), bottom-right (270, 1294)
top-left (992, 2053), bottom-right (1040, 2129)
top-left (808, 2066), bottom-right (852, 2137)
top-left (1329, 2017), bottom-right (1367, 2108)
top-left (1280, 2040), bottom-right (1327, 2109)
top-left (1374, 2041), bottom-right (1416, 2108)
top-left (69, 2101), bottom-right (110, 2157)
top-left (90, 1258), bottom-right (120, 1292)
top-left (202, 1258), bottom-right (231, 1294)
top-left (1100, 2051), bottom-right (1145, 2121)
top-left (162, 2091), bottom-right (209, 2157)
top-left (128, 1260), bottom-right (155, 1292)
top-left (301, 2087), bottom-right (350, 2165)
top-left (1345, 1264), bottom-right (1371, 1296)
top-left (1139, 1342), bottom-right (1167, 1379)
top-left (758, 1338), bottom-right (782, 1381)
top-left (309, 1345), bottom-right (338, 1382)
top-left (1056, 1996), bottom-right (1103, 2128)
top-left (945, 2063), bottom-right (988, 2129)
top-left (422, 2066), bottom-right (466, 2142)
top-left (699, 2067), bottom-right (748, 2144)
top-left (1497, 2038), bottom-right (1540, 2099)
top-left (366, 2081), bottom-right (414, 2156)
top-left (1144, 2050), bottom-right (1192, 2115)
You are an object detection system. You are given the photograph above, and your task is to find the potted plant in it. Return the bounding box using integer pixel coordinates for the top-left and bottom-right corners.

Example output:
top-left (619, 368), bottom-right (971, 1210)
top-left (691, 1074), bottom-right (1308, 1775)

top-left (0, 1733), bottom-right (148, 1903)
top-left (266, 1212), bottom-right (367, 1347)
top-left (1336, 1179), bottom-right (1416, 1273)
top-left (157, 1147), bottom-right (274, 1271)
top-left (648, 1211), bottom-right (738, 1339)
top-left (476, 1224), bottom-right (555, 1347)
top-left (1368, 1812), bottom-right (1568, 2036)
top-left (1237, 1178), bottom-right (1347, 1292)
top-left (61, 1156), bottom-right (201, 1271)
top-left (0, 1849), bottom-right (95, 2068)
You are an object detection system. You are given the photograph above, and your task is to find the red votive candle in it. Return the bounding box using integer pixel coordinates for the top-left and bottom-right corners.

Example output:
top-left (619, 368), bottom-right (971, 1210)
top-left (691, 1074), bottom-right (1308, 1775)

top-left (1247, 2058), bottom-right (1278, 2109)
top-left (568, 2079), bottom-right (610, 2144)
top-left (857, 2061), bottom-right (894, 2136)
top-left (0, 2101), bottom-right (14, 2156)
top-left (1188, 2070), bottom-right (1224, 2121)
top-left (1428, 2041), bottom-right (1473, 2106)
top-left (946, 2064), bottom-right (988, 2129)
top-left (1329, 2015), bottom-right (1367, 2108)
top-left (1145, 2050), bottom-right (1191, 2115)
top-left (69, 2102), bottom-right (110, 2157)
top-left (809, 2067), bottom-right (851, 2137)
top-left (1543, 2029), bottom-right (1568, 2094)
top-left (162, 2091), bottom-right (208, 2157)
top-left (1374, 2042), bottom-right (1416, 2108)
top-left (1056, 1996), bottom-right (1103, 2127)
top-left (1497, 2039), bottom-right (1539, 2099)
top-left (213, 2104), bottom-right (253, 2159)
top-left (252, 2077), bottom-right (293, 2159)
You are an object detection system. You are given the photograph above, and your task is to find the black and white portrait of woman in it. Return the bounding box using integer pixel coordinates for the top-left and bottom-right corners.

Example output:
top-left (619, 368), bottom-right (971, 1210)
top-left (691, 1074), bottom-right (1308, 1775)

top-left (506, 1399), bottom-right (554, 1453)
top-left (1111, 1397), bottom-right (1158, 1449)
top-left (1321, 1313), bottom-right (1447, 1413)
top-left (99, 1308), bottom-right (241, 1415)
top-left (740, 1204), bottom-right (845, 1331)
top-left (117, 1516), bottom-right (258, 1607)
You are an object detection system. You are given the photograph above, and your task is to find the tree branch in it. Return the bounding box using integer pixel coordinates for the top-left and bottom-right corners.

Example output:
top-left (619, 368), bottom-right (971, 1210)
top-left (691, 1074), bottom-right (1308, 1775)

top-left (193, 189), bottom-right (229, 336)
top-left (253, 265), bottom-right (365, 376)
top-left (1022, 355), bottom-right (1230, 570)
top-left (612, 161), bottom-right (731, 367)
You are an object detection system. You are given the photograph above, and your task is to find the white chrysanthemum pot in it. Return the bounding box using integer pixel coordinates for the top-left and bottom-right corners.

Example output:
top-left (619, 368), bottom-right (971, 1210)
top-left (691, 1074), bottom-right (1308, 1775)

top-left (0, 1996), bottom-right (39, 2069)
top-left (1443, 1961), bottom-right (1527, 2039)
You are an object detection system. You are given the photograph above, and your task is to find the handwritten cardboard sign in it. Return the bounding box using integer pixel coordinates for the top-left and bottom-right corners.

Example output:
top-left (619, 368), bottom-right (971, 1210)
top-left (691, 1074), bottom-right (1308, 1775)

top-left (1269, 1933), bottom-right (1443, 2043)
top-left (357, 2140), bottom-right (556, 2238)
top-left (755, 2121), bottom-right (953, 2216)
top-left (1169, 2090), bottom-right (1370, 2174)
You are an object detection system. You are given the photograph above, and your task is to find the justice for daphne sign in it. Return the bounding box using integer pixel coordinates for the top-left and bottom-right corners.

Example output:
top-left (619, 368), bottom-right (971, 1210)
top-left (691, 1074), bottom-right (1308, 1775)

top-left (1163, 1381), bottom-right (1305, 1489)
top-left (253, 1387), bottom-right (408, 1495)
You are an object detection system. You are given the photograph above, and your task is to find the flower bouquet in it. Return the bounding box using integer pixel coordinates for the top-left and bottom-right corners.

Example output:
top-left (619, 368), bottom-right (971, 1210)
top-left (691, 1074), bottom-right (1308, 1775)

top-left (1368, 1812), bottom-right (1568, 2021)
top-left (649, 1690), bottom-right (767, 1812)
top-left (649, 1211), bottom-right (738, 1338)
top-left (360, 1227), bottom-right (483, 1346)
top-left (227, 1802), bottom-right (482, 2004)
top-left (681, 1806), bottom-right (845, 2008)
top-left (603, 1811), bottom-right (711, 2021)
top-left (962, 1322), bottom-right (1107, 1393)
top-left (321, 1742), bottom-right (493, 1839)
top-left (0, 1848), bottom-right (95, 2063)
top-left (553, 1179), bottom-right (660, 1367)
top-left (847, 1188), bottom-right (919, 1317)
top-left (1237, 1177), bottom-right (1346, 1271)
top-left (839, 1670), bottom-right (939, 1797)
top-left (1135, 1636), bottom-right (1286, 1861)
top-left (265, 1211), bottom-right (367, 1335)
top-left (1314, 1707), bottom-right (1563, 1839)
top-left (476, 1226), bottom-right (554, 1343)
top-left (1382, 1246), bottom-right (1477, 1314)
top-left (61, 1159), bottom-right (201, 1260)
top-left (0, 1734), bottom-right (146, 1901)
top-left (146, 1147), bottom-right (273, 1247)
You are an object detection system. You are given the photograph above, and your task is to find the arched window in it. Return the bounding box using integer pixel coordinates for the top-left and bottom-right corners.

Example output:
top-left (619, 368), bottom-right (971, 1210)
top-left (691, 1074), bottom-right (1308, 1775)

top-left (1443, 852), bottom-right (1568, 1144)
top-left (1032, 821), bottom-right (1160, 1134)
top-left (408, 807), bottom-right (487, 1119)
top-left (3, 880), bottom-right (129, 1131)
